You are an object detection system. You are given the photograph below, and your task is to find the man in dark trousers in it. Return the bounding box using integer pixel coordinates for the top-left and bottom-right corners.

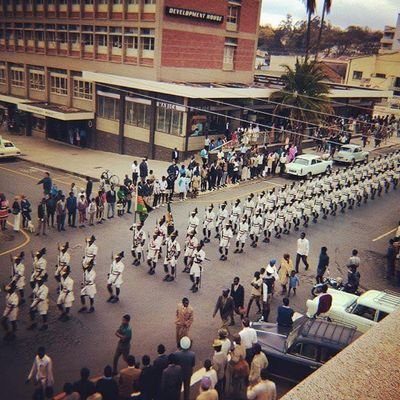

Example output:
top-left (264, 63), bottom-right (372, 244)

top-left (66, 192), bottom-right (77, 228)
top-left (37, 172), bottom-right (52, 195)
top-left (174, 336), bottom-right (195, 400)
top-left (153, 344), bottom-right (169, 400)
top-left (139, 355), bottom-right (155, 400)
top-left (85, 176), bottom-right (93, 201)
top-left (386, 239), bottom-right (397, 280)
top-left (277, 297), bottom-right (294, 334)
top-left (161, 353), bottom-right (183, 400)
top-left (316, 246), bottom-right (329, 284)
top-left (72, 367), bottom-right (96, 400)
top-left (112, 314), bottom-right (132, 375)
top-left (171, 147), bottom-right (179, 162)
top-left (139, 158), bottom-right (149, 180)
top-left (230, 276), bottom-right (245, 325)
top-left (213, 288), bottom-right (235, 332)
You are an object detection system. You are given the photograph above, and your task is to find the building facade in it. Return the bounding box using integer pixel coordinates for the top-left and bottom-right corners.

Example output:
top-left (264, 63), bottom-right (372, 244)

top-left (0, 0), bottom-right (262, 159)
top-left (380, 14), bottom-right (400, 54)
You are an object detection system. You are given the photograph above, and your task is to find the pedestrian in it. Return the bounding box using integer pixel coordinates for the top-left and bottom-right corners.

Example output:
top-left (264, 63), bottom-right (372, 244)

top-left (196, 376), bottom-right (218, 400)
top-left (112, 314), bottom-right (132, 375)
top-left (386, 239), bottom-right (397, 280)
top-left (95, 190), bottom-right (106, 223)
top-left (79, 259), bottom-right (97, 313)
top-left (36, 198), bottom-right (47, 236)
top-left (164, 231), bottom-right (181, 282)
top-left (85, 176), bottom-right (93, 201)
top-left (0, 193), bottom-right (9, 231)
top-left (26, 346), bottom-right (54, 399)
top-left (175, 298), bottom-right (194, 346)
top-left (239, 317), bottom-right (258, 364)
top-left (287, 270), bottom-right (300, 296)
top-left (316, 246), bottom-right (330, 284)
top-left (11, 196), bottom-right (21, 232)
top-left (153, 344), bottom-right (169, 400)
top-left (161, 353), bottom-right (183, 400)
top-left (211, 339), bottom-right (227, 399)
top-left (202, 359), bottom-right (218, 389)
top-left (276, 297), bottom-right (294, 334)
top-left (95, 365), bottom-right (119, 400)
top-left (88, 198), bottom-right (97, 226)
top-left (295, 232), bottom-right (310, 272)
top-left (20, 194), bottom-right (32, 229)
top-left (230, 276), bottom-right (245, 324)
top-left (132, 160), bottom-right (139, 185)
top-left (30, 248), bottom-right (47, 290)
top-left (55, 242), bottom-right (71, 291)
top-left (10, 252), bottom-right (26, 304)
top-left (56, 265), bottom-right (75, 322)
top-left (175, 336), bottom-right (196, 400)
top-left (107, 251), bottom-right (125, 303)
top-left (139, 158), bottom-right (149, 180)
top-left (1, 281), bottom-right (19, 341)
top-left (56, 194), bottom-right (67, 232)
top-left (245, 271), bottom-right (262, 318)
top-left (78, 194), bottom-right (88, 228)
top-left (118, 355), bottom-right (141, 400)
top-left (246, 368), bottom-right (277, 400)
top-left (248, 343), bottom-right (268, 385)
top-left (347, 249), bottom-right (361, 269)
top-left (277, 253), bottom-right (293, 294)
top-left (106, 186), bottom-right (116, 219)
top-left (189, 241), bottom-right (205, 293)
top-left (72, 367), bottom-right (96, 400)
top-left (37, 172), bottom-right (52, 195)
top-left (213, 288), bottom-right (235, 332)
top-left (172, 147), bottom-right (179, 162)
top-left (139, 355), bottom-right (156, 400)
top-left (226, 335), bottom-right (247, 399)
top-left (66, 192), bottom-right (77, 227)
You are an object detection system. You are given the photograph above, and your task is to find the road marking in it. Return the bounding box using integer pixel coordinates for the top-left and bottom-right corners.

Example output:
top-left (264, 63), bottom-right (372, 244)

top-left (0, 222), bottom-right (31, 257)
top-left (372, 228), bottom-right (397, 242)
top-left (0, 165), bottom-right (71, 186)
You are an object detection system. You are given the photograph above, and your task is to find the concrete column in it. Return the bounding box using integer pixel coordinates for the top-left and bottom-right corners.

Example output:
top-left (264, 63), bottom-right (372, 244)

top-left (148, 98), bottom-right (156, 159)
top-left (118, 91), bottom-right (125, 154)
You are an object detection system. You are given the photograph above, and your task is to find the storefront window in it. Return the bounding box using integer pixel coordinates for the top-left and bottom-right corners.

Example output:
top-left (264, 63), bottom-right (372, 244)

top-left (97, 94), bottom-right (120, 120)
top-left (125, 100), bottom-right (150, 129)
top-left (156, 106), bottom-right (184, 136)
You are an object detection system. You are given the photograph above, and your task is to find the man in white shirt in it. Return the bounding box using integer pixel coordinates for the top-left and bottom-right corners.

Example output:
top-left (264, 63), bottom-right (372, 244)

top-left (26, 346), bottom-right (54, 396)
top-left (295, 232), bottom-right (310, 272)
top-left (247, 368), bottom-right (277, 400)
top-left (239, 317), bottom-right (258, 363)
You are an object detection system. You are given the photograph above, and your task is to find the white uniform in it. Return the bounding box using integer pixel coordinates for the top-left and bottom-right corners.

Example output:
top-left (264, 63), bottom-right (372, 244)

top-left (203, 209), bottom-right (215, 230)
top-left (264, 210), bottom-right (276, 232)
top-left (250, 214), bottom-right (263, 236)
top-left (164, 238), bottom-right (181, 267)
top-left (30, 257), bottom-right (47, 283)
top-left (12, 262), bottom-right (25, 290)
top-left (3, 292), bottom-right (19, 322)
top-left (265, 193), bottom-right (276, 211)
top-left (187, 215), bottom-right (200, 235)
top-left (147, 238), bottom-right (160, 262)
top-left (184, 236), bottom-right (198, 258)
top-left (256, 195), bottom-right (267, 213)
top-left (82, 242), bottom-right (98, 268)
top-left (80, 269), bottom-right (97, 298)
top-left (275, 209), bottom-right (286, 228)
top-left (31, 284), bottom-right (49, 315)
top-left (55, 251), bottom-right (70, 281)
top-left (231, 204), bottom-right (242, 227)
top-left (57, 276), bottom-right (75, 308)
top-left (237, 221), bottom-right (249, 243)
top-left (190, 248), bottom-right (205, 278)
top-left (220, 227), bottom-right (233, 248)
top-left (107, 260), bottom-right (125, 288)
top-left (132, 227), bottom-right (146, 254)
top-left (216, 207), bottom-right (229, 228)
top-left (243, 199), bottom-right (255, 219)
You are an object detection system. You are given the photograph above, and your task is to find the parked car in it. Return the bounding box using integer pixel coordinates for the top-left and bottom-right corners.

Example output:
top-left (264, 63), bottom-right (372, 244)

top-left (252, 316), bottom-right (359, 383)
top-left (286, 154), bottom-right (333, 178)
top-left (333, 144), bottom-right (369, 165)
top-left (306, 289), bottom-right (400, 333)
top-left (0, 138), bottom-right (21, 159)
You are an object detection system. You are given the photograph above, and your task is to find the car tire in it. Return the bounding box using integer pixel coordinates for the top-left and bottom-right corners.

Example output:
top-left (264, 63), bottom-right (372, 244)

top-left (351, 158), bottom-right (356, 166)
top-left (365, 155), bottom-right (369, 162)
top-left (307, 172), bottom-right (312, 180)
top-left (326, 166), bottom-right (331, 174)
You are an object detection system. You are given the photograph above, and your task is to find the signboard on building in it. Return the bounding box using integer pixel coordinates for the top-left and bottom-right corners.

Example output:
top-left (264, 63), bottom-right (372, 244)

top-left (165, 6), bottom-right (224, 24)
top-left (157, 101), bottom-right (186, 112)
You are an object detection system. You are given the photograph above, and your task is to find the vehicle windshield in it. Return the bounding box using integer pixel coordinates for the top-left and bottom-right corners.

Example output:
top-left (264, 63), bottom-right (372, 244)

top-left (340, 147), bottom-right (353, 152)
top-left (286, 316), bottom-right (305, 350)
top-left (293, 158), bottom-right (309, 166)
top-left (3, 142), bottom-right (15, 148)
top-left (346, 300), bottom-right (358, 313)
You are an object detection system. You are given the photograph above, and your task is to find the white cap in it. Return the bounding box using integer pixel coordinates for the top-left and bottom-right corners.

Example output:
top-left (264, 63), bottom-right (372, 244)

top-left (180, 336), bottom-right (191, 350)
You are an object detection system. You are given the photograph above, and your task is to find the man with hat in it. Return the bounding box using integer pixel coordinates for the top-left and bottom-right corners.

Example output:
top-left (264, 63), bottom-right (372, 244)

top-left (130, 222), bottom-right (146, 266)
top-left (231, 199), bottom-right (242, 235)
top-left (213, 288), bottom-right (235, 332)
top-left (187, 209), bottom-right (199, 236)
top-left (219, 222), bottom-right (233, 261)
top-left (202, 204), bottom-right (215, 243)
top-left (1, 281), bottom-right (19, 340)
top-left (28, 277), bottom-right (49, 330)
top-left (175, 298), bottom-right (194, 346)
top-left (10, 251), bottom-right (25, 304)
top-left (190, 241), bottom-right (206, 293)
top-left (57, 265), bottom-right (75, 321)
top-left (250, 209), bottom-right (263, 247)
top-left (183, 231), bottom-right (198, 273)
top-left (107, 251), bottom-right (125, 303)
top-left (82, 235), bottom-right (98, 269)
top-left (212, 339), bottom-right (227, 399)
top-left (55, 242), bottom-right (70, 291)
top-left (174, 336), bottom-right (195, 400)
top-left (234, 215), bottom-right (249, 254)
top-left (164, 231), bottom-right (181, 282)
top-left (147, 232), bottom-right (161, 275)
top-left (79, 258), bottom-right (97, 313)
top-left (30, 248), bottom-right (47, 291)
top-left (215, 201), bottom-right (228, 239)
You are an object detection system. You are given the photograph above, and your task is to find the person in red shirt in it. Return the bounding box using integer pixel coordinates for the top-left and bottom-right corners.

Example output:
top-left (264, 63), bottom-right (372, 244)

top-left (314, 284), bottom-right (332, 317)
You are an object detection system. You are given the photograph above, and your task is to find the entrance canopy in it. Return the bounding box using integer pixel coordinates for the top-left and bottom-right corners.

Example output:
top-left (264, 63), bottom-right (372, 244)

top-left (18, 102), bottom-right (94, 121)
top-left (0, 94), bottom-right (32, 105)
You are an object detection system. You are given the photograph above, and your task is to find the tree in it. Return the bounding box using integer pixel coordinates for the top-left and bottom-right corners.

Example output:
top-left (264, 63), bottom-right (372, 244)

top-left (315, 0), bottom-right (333, 59)
top-left (302, 0), bottom-right (317, 60)
top-left (271, 59), bottom-right (332, 147)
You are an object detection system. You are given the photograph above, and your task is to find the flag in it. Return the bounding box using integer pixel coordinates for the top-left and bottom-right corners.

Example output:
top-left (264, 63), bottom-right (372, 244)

top-left (136, 195), bottom-right (148, 215)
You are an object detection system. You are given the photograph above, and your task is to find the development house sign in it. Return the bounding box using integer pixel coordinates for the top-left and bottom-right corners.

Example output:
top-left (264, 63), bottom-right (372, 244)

top-left (165, 6), bottom-right (224, 23)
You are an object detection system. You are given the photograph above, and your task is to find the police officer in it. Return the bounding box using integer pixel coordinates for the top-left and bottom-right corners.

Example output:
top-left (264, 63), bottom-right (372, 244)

top-left (234, 215), bottom-right (249, 253)
top-left (82, 235), bottom-right (98, 269)
top-left (202, 204), bottom-right (215, 243)
top-left (231, 199), bottom-right (242, 234)
top-left (219, 221), bottom-right (233, 261)
top-left (57, 265), bottom-right (75, 321)
top-left (10, 252), bottom-right (25, 304)
top-left (215, 201), bottom-right (228, 239)
top-left (187, 209), bottom-right (199, 236)
top-left (1, 281), bottom-right (19, 341)
top-left (79, 259), bottom-right (97, 313)
top-left (107, 252), bottom-right (125, 302)
top-left (183, 232), bottom-right (198, 273)
top-left (55, 242), bottom-right (70, 291)
top-left (30, 248), bottom-right (47, 291)
top-left (28, 277), bottom-right (49, 331)
top-left (163, 231), bottom-right (181, 282)
top-left (147, 232), bottom-right (161, 275)
top-left (130, 223), bottom-right (146, 266)
top-left (250, 209), bottom-right (263, 247)
top-left (190, 241), bottom-right (206, 293)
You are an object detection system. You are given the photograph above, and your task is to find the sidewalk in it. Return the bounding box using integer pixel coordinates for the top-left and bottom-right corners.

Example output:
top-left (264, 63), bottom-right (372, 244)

top-left (1, 131), bottom-right (171, 181)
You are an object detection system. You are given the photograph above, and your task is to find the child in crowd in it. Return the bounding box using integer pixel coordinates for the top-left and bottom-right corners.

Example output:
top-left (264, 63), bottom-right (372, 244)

top-left (116, 199), bottom-right (124, 216)
top-left (87, 198), bottom-right (97, 226)
top-left (288, 270), bottom-right (300, 296)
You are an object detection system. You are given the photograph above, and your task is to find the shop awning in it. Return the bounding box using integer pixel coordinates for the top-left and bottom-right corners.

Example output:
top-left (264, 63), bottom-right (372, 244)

top-left (0, 94), bottom-right (32, 105)
top-left (18, 102), bottom-right (94, 121)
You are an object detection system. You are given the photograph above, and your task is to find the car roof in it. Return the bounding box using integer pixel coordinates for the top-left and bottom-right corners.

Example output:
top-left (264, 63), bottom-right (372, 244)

top-left (295, 154), bottom-right (321, 160)
top-left (358, 290), bottom-right (400, 313)
top-left (340, 144), bottom-right (360, 149)
top-left (299, 318), bottom-right (357, 347)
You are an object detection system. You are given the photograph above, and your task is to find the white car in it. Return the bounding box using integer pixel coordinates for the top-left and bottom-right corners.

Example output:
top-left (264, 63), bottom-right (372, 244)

top-left (306, 289), bottom-right (400, 333)
top-left (286, 154), bottom-right (333, 178)
top-left (333, 144), bottom-right (369, 165)
top-left (0, 139), bottom-right (21, 159)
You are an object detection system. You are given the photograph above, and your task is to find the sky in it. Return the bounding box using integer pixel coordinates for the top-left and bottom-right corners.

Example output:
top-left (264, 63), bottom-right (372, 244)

top-left (260, 0), bottom-right (400, 30)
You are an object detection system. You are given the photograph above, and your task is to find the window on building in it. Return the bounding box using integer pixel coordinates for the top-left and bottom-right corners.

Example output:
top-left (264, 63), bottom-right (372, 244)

top-left (352, 71), bottom-right (363, 80)
top-left (223, 38), bottom-right (237, 70)
top-left (29, 69), bottom-right (45, 91)
top-left (70, 32), bottom-right (80, 45)
top-left (11, 67), bottom-right (25, 87)
top-left (125, 100), bottom-right (150, 129)
top-left (113, 0), bottom-right (122, 3)
top-left (140, 29), bottom-right (155, 51)
top-left (125, 28), bottom-right (138, 49)
top-left (110, 27), bottom-right (122, 48)
top-left (35, 31), bottom-right (45, 42)
top-left (57, 31), bottom-right (68, 44)
top-left (394, 77), bottom-right (400, 88)
top-left (0, 67), bottom-right (6, 84)
top-left (84, 0), bottom-right (94, 4)
top-left (227, 5), bottom-right (239, 24)
top-left (97, 34), bottom-right (108, 47)
top-left (83, 33), bottom-right (94, 46)
top-left (73, 79), bottom-right (93, 100)
top-left (144, 0), bottom-right (156, 3)
top-left (47, 31), bottom-right (56, 43)
top-left (128, 0), bottom-right (139, 3)
top-left (50, 74), bottom-right (68, 95)
top-left (97, 94), bottom-right (120, 120)
top-left (374, 73), bottom-right (386, 79)
top-left (156, 106), bottom-right (184, 136)
top-left (15, 30), bottom-right (24, 40)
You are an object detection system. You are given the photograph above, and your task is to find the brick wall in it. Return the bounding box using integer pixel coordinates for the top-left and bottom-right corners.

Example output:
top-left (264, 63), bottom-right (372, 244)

top-left (161, 29), bottom-right (224, 69)
top-left (238, 0), bottom-right (261, 34)
top-left (236, 38), bottom-right (257, 71)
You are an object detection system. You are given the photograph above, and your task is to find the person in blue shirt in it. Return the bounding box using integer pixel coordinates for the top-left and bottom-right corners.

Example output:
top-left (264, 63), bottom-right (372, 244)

top-left (277, 297), bottom-right (294, 333)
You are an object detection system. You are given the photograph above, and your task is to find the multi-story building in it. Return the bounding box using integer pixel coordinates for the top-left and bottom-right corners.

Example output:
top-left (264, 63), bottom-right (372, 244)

top-left (380, 14), bottom-right (400, 54)
top-left (0, 0), bottom-right (263, 159)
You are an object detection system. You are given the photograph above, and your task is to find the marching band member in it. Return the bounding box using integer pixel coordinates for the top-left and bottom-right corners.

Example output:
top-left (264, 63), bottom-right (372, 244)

top-left (243, 194), bottom-right (255, 223)
top-left (234, 215), bottom-right (249, 253)
top-left (190, 241), bottom-right (206, 293)
top-left (274, 206), bottom-right (286, 238)
top-left (263, 207), bottom-right (276, 243)
top-left (30, 248), bottom-right (47, 291)
top-left (202, 204), bottom-right (215, 243)
top-left (28, 277), bottom-right (49, 331)
top-left (163, 231), bottom-right (181, 282)
top-left (82, 235), bottom-right (98, 269)
top-left (1, 281), bottom-right (19, 341)
top-left (215, 201), bottom-right (228, 239)
top-left (10, 252), bottom-right (25, 304)
top-left (183, 232), bottom-right (198, 273)
top-left (55, 242), bottom-right (70, 290)
top-left (231, 199), bottom-right (242, 235)
top-left (107, 252), bottom-right (125, 302)
top-left (219, 221), bottom-right (233, 261)
top-left (79, 259), bottom-right (97, 313)
top-left (250, 210), bottom-right (263, 247)
top-left (187, 209), bottom-right (199, 236)
top-left (130, 223), bottom-right (146, 266)
top-left (147, 233), bottom-right (161, 275)
top-left (57, 265), bottom-right (75, 321)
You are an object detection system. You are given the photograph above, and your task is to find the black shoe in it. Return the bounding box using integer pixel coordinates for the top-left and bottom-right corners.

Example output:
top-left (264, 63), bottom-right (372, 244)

top-left (163, 275), bottom-right (169, 281)
top-left (239, 249), bottom-right (244, 253)
top-left (110, 297), bottom-right (119, 303)
top-left (148, 269), bottom-right (155, 275)
top-left (88, 307), bottom-right (95, 313)
top-left (234, 249), bottom-right (239, 253)
top-left (107, 296), bottom-right (114, 303)
top-left (78, 307), bottom-right (87, 313)
top-left (191, 286), bottom-right (198, 293)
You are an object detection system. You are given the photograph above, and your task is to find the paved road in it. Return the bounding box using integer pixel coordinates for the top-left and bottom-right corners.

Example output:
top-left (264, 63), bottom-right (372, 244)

top-left (0, 156), bottom-right (399, 399)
